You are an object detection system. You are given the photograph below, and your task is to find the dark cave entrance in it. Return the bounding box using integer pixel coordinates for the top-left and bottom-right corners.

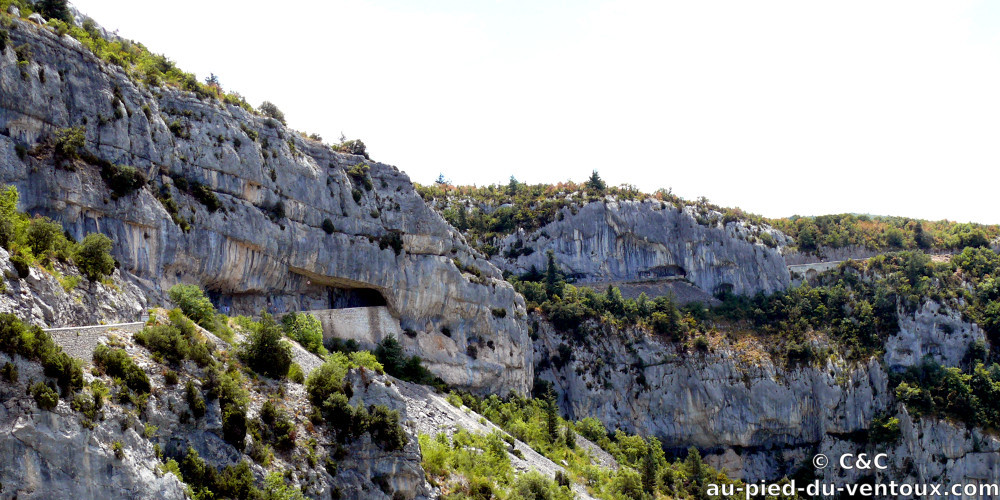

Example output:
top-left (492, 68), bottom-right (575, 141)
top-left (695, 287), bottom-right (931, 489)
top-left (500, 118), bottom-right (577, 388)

top-left (327, 286), bottom-right (388, 309)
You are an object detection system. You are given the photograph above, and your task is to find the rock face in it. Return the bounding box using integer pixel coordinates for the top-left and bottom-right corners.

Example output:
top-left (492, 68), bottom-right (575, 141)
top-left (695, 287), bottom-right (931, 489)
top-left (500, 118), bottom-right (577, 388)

top-left (0, 247), bottom-right (146, 328)
top-left (884, 301), bottom-right (984, 369)
top-left (0, 17), bottom-right (529, 395)
top-left (533, 301), bottom-right (989, 481)
top-left (492, 199), bottom-right (790, 296)
top-left (0, 353), bottom-right (188, 500)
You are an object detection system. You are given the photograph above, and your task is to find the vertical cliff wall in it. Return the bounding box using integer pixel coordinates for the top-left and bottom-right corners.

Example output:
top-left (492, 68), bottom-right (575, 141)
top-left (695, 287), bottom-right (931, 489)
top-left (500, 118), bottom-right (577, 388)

top-left (0, 17), bottom-right (529, 394)
top-left (493, 199), bottom-right (790, 296)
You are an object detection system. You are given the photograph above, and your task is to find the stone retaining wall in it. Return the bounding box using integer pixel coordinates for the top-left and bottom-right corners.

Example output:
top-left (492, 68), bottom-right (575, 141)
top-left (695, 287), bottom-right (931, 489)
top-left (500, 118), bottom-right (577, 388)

top-left (44, 322), bottom-right (145, 361)
top-left (306, 306), bottom-right (401, 350)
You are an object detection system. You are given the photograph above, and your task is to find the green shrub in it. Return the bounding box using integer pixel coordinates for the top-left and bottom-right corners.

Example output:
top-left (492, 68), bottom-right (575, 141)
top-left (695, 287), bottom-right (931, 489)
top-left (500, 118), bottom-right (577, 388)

top-left (168, 284), bottom-right (216, 328)
top-left (38, 0), bottom-right (72, 22)
top-left (100, 163), bottom-right (146, 198)
top-left (186, 380), bottom-right (206, 418)
top-left (374, 335), bottom-right (438, 385)
top-left (135, 313), bottom-right (214, 367)
top-left (191, 182), bottom-right (221, 212)
top-left (305, 355), bottom-right (349, 407)
top-left (259, 400), bottom-right (297, 451)
top-left (31, 381), bottom-right (59, 410)
top-left (510, 470), bottom-right (572, 500)
top-left (74, 233), bottom-right (115, 281)
top-left (53, 126), bottom-right (85, 163)
top-left (281, 312), bottom-right (325, 355)
top-left (321, 218), bottom-right (335, 234)
top-left (93, 344), bottom-right (150, 394)
top-left (367, 404), bottom-right (408, 451)
top-left (223, 405), bottom-right (248, 450)
top-left (176, 447), bottom-right (260, 499)
top-left (378, 231), bottom-right (404, 255)
top-left (869, 412), bottom-right (901, 444)
top-left (112, 440), bottom-right (125, 459)
top-left (0, 314), bottom-right (82, 394)
top-left (258, 101), bottom-right (286, 125)
top-left (239, 313), bottom-right (292, 379)
top-left (1, 361), bottom-right (17, 382)
top-left (338, 139), bottom-right (367, 158)
top-left (24, 216), bottom-right (65, 257)
top-left (287, 362), bottom-right (305, 384)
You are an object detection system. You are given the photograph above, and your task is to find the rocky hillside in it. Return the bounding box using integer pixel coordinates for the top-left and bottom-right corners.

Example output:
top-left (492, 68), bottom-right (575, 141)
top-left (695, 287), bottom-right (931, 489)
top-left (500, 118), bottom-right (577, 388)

top-left (492, 199), bottom-right (790, 296)
top-left (0, 12), bottom-right (528, 395)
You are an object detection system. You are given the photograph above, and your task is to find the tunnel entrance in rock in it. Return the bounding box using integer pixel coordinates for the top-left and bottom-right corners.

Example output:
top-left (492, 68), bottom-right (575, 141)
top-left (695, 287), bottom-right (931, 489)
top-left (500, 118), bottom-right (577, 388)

top-left (327, 286), bottom-right (387, 309)
top-left (639, 264), bottom-right (687, 279)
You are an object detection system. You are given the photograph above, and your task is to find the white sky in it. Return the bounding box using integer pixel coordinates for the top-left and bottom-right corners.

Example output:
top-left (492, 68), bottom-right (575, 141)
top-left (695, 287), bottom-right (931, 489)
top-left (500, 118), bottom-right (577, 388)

top-left (72, 0), bottom-right (1000, 223)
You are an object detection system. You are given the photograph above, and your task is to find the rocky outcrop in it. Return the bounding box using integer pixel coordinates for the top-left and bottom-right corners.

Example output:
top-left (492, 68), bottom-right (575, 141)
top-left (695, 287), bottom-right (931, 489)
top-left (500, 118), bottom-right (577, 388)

top-left (0, 17), bottom-right (529, 395)
top-left (533, 300), bottom-right (989, 481)
top-left (0, 247), bottom-right (146, 328)
top-left (0, 352), bottom-right (188, 499)
top-left (885, 301), bottom-right (984, 369)
top-left (492, 199), bottom-right (790, 296)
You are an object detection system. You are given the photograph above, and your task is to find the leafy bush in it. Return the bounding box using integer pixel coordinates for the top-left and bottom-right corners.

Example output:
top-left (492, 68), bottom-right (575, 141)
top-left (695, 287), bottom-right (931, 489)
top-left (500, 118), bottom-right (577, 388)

top-left (93, 344), bottom-right (150, 394)
top-left (281, 312), bottom-right (325, 355)
top-left (37, 0), bottom-right (71, 22)
top-left (134, 310), bottom-right (214, 367)
top-left (258, 101), bottom-right (286, 125)
top-left (74, 233), bottom-right (115, 281)
top-left (868, 412), bottom-right (901, 444)
top-left (0, 314), bottom-right (82, 394)
top-left (186, 380), bottom-right (206, 418)
top-left (338, 139), bottom-right (367, 157)
top-left (53, 126), bottom-right (85, 164)
top-left (100, 163), bottom-right (147, 198)
top-left (321, 218), bottom-right (335, 234)
top-left (175, 447), bottom-right (261, 499)
top-left (367, 404), bottom-right (408, 451)
top-left (31, 381), bottom-right (59, 410)
top-left (168, 284), bottom-right (216, 328)
top-left (287, 362), bottom-right (305, 384)
top-left (258, 400), bottom-right (297, 451)
top-left (239, 313), bottom-right (292, 379)
top-left (374, 336), bottom-right (440, 386)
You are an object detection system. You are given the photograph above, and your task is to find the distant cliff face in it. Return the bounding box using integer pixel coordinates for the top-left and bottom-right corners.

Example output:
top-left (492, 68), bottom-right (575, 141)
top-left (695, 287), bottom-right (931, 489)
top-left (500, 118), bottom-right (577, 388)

top-left (0, 18), bottom-right (529, 395)
top-left (533, 300), bottom-right (993, 481)
top-left (492, 199), bottom-right (790, 296)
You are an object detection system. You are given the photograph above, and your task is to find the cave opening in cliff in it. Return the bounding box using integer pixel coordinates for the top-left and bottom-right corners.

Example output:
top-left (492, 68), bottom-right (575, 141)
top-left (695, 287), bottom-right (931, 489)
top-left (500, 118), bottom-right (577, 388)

top-left (327, 286), bottom-right (387, 309)
top-left (639, 264), bottom-right (687, 279)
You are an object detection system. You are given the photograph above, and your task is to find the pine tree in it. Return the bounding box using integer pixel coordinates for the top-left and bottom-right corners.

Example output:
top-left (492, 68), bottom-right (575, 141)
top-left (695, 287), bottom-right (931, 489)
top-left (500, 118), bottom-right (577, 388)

top-left (545, 250), bottom-right (561, 298)
top-left (545, 392), bottom-right (559, 443)
top-left (586, 170), bottom-right (606, 193)
top-left (38, 0), bottom-right (72, 23)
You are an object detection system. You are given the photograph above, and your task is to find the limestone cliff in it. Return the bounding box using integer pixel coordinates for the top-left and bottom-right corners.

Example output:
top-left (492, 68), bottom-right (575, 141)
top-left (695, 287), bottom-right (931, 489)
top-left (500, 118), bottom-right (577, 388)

top-left (0, 16), bottom-right (529, 395)
top-left (533, 300), bottom-right (991, 482)
top-left (492, 199), bottom-right (790, 296)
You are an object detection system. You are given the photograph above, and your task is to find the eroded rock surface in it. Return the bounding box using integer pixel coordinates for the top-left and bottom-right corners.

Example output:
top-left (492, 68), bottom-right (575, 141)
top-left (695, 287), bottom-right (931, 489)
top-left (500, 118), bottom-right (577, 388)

top-left (0, 17), bottom-right (529, 394)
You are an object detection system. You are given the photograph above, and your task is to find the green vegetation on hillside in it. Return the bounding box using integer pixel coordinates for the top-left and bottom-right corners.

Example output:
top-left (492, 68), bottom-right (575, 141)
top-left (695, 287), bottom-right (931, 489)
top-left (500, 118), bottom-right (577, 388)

top-left (432, 392), bottom-right (745, 499)
top-left (419, 176), bottom-right (998, 257)
top-left (771, 214), bottom-right (998, 253)
top-left (0, 185), bottom-right (117, 283)
top-left (416, 175), bottom-right (714, 257)
top-left (523, 246), bottom-right (1000, 368)
top-left (0, 313), bottom-right (82, 397)
top-left (305, 353), bottom-right (408, 452)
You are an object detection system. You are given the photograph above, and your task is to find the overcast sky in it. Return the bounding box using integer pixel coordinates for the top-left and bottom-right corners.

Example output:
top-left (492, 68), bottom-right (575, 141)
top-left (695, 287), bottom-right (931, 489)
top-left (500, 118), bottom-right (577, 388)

top-left (73, 0), bottom-right (1000, 223)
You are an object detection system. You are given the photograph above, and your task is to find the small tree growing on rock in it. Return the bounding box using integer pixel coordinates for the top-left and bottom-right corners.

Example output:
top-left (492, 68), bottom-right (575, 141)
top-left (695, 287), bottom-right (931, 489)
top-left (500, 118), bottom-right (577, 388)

top-left (239, 312), bottom-right (292, 379)
top-left (258, 101), bottom-right (286, 125)
top-left (74, 233), bottom-right (115, 281)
